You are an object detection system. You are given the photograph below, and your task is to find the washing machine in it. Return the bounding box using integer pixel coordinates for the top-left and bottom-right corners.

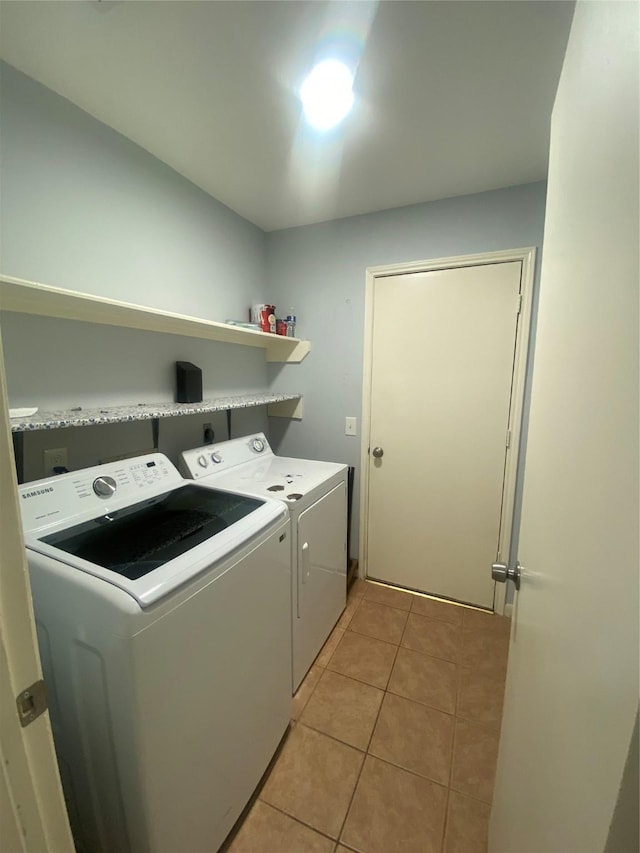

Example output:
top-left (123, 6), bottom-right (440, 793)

top-left (179, 433), bottom-right (347, 691)
top-left (19, 452), bottom-right (292, 853)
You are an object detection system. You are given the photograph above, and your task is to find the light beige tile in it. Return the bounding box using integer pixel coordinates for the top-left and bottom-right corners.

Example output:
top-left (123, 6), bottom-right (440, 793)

top-left (227, 800), bottom-right (334, 853)
top-left (460, 627), bottom-right (509, 675)
top-left (462, 608), bottom-right (511, 635)
top-left (456, 666), bottom-right (506, 729)
top-left (315, 626), bottom-right (345, 668)
top-left (451, 718), bottom-right (500, 804)
top-left (292, 663), bottom-right (323, 721)
top-left (387, 647), bottom-right (457, 713)
top-left (369, 693), bottom-right (454, 785)
top-left (348, 599), bottom-right (409, 645)
top-left (341, 755), bottom-right (447, 853)
top-left (326, 630), bottom-right (397, 689)
top-left (443, 791), bottom-right (490, 853)
top-left (401, 612), bottom-right (461, 662)
top-left (300, 670), bottom-right (384, 750)
top-left (363, 582), bottom-right (414, 611)
top-left (336, 596), bottom-right (361, 630)
top-left (348, 578), bottom-right (367, 599)
top-left (260, 724), bottom-right (364, 840)
top-left (411, 596), bottom-right (464, 626)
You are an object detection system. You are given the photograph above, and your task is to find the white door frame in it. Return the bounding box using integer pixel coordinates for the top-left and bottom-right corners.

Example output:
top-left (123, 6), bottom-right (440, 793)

top-left (359, 247), bottom-right (536, 614)
top-left (0, 325), bottom-right (74, 853)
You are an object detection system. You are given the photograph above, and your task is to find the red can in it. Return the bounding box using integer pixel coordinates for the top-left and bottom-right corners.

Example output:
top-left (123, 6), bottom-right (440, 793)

top-left (250, 304), bottom-right (276, 333)
top-left (276, 319), bottom-right (287, 336)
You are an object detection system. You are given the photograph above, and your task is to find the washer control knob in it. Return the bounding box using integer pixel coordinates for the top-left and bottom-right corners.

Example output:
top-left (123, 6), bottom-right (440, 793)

top-left (197, 454), bottom-right (209, 468)
top-left (252, 438), bottom-right (265, 453)
top-left (211, 452), bottom-right (222, 464)
top-left (93, 476), bottom-right (117, 498)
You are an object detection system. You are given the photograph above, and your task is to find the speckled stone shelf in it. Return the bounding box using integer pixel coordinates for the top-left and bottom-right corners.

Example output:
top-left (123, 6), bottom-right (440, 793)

top-left (10, 393), bottom-right (303, 432)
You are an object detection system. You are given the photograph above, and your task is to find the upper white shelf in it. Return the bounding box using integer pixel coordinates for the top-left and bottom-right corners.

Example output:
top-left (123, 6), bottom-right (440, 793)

top-left (0, 274), bottom-right (310, 363)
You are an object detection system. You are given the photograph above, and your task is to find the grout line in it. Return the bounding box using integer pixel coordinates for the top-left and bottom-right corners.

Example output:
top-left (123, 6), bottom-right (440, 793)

top-left (295, 721), bottom-right (368, 756)
top-left (440, 786), bottom-right (451, 853)
top-left (334, 732), bottom-right (369, 846)
top-left (256, 799), bottom-right (343, 845)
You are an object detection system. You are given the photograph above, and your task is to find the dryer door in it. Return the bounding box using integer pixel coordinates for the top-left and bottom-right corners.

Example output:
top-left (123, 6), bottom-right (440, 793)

top-left (294, 481), bottom-right (347, 690)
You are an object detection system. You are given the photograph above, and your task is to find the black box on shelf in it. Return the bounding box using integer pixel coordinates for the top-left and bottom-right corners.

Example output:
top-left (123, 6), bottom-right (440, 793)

top-left (175, 361), bottom-right (203, 403)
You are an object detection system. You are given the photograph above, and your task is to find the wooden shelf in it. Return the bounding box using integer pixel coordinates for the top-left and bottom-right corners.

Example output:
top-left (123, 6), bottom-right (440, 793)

top-left (0, 274), bottom-right (311, 363)
top-left (9, 393), bottom-right (303, 433)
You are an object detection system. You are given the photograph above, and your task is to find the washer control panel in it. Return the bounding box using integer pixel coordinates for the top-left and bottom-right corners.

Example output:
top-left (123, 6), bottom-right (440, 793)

top-left (19, 453), bottom-right (183, 533)
top-left (93, 475), bottom-right (117, 498)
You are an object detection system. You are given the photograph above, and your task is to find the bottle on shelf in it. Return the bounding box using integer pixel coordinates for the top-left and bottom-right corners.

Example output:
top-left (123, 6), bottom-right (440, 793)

top-left (285, 309), bottom-right (297, 338)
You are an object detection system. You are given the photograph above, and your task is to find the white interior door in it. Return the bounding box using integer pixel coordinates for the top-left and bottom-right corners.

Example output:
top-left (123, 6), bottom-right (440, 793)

top-left (0, 326), bottom-right (74, 852)
top-left (366, 261), bottom-right (522, 609)
top-left (490, 3), bottom-right (639, 850)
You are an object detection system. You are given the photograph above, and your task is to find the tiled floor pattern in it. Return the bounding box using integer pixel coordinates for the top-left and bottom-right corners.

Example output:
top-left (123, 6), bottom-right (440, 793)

top-left (227, 580), bottom-right (510, 853)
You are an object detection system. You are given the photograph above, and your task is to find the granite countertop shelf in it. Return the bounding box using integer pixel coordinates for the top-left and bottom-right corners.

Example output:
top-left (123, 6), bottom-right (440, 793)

top-left (0, 274), bottom-right (311, 363)
top-left (10, 393), bottom-right (303, 432)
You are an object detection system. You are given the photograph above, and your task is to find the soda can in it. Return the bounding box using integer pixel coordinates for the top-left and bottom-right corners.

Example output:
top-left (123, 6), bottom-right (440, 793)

top-left (250, 304), bottom-right (276, 333)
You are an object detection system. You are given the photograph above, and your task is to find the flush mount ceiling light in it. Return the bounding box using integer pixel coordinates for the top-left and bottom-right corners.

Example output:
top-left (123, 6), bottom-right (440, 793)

top-left (300, 59), bottom-right (354, 131)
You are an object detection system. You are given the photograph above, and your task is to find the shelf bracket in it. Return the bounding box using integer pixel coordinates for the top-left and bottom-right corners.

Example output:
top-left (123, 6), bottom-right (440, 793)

top-left (12, 432), bottom-right (24, 484)
top-left (268, 398), bottom-right (303, 420)
top-left (266, 340), bottom-right (311, 364)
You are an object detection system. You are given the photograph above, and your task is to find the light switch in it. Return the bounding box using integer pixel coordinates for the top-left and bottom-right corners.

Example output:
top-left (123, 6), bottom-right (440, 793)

top-left (345, 417), bottom-right (357, 436)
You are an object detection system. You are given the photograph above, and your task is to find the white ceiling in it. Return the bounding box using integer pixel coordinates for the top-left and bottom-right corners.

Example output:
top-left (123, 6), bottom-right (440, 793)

top-left (0, 1), bottom-right (575, 232)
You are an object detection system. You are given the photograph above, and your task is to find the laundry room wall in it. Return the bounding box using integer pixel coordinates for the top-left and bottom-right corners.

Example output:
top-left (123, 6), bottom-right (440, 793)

top-left (0, 62), bottom-right (270, 476)
top-left (265, 182), bottom-right (548, 560)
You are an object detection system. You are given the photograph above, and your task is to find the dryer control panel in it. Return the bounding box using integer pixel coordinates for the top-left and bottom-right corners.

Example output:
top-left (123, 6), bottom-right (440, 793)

top-left (179, 433), bottom-right (274, 480)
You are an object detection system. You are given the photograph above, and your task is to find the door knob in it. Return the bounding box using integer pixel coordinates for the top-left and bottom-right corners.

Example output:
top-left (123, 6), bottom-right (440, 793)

top-left (491, 561), bottom-right (521, 590)
top-left (372, 447), bottom-right (384, 458)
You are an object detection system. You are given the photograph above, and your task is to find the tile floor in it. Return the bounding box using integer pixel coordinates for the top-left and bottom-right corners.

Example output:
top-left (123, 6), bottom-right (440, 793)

top-left (226, 579), bottom-right (510, 853)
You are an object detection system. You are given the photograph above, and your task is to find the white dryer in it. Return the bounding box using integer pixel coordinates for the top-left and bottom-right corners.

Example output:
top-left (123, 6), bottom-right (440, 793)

top-left (180, 433), bottom-right (347, 691)
top-left (20, 453), bottom-right (292, 853)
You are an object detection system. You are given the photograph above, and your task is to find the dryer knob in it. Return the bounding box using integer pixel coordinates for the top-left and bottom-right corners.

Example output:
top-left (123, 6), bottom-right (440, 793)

top-left (197, 454), bottom-right (209, 468)
top-left (93, 476), bottom-right (117, 498)
top-left (251, 438), bottom-right (265, 453)
top-left (211, 452), bottom-right (222, 464)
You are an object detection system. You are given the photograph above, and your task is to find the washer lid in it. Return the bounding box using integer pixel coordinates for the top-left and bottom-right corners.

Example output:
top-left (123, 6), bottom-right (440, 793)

top-left (26, 483), bottom-right (286, 607)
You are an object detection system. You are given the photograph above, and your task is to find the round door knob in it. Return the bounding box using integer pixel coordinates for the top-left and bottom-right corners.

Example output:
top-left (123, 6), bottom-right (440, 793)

top-left (372, 447), bottom-right (384, 458)
top-left (93, 475), bottom-right (117, 498)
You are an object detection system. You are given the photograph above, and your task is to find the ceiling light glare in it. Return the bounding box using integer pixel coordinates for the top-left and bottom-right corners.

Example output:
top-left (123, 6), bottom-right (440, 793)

top-left (300, 59), bottom-right (354, 131)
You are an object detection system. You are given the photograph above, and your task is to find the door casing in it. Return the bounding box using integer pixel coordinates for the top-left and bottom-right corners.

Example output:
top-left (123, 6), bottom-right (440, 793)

top-left (358, 247), bottom-right (536, 614)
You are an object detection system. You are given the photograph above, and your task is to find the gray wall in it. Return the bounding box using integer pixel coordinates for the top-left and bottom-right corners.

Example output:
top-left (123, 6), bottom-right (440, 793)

top-left (1, 60), bottom-right (547, 571)
top-left (0, 61), bottom-right (270, 474)
top-left (0, 61), bottom-right (266, 318)
top-left (266, 182), bottom-right (547, 559)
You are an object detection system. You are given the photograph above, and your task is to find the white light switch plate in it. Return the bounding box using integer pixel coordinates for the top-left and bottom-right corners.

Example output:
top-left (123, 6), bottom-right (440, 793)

top-left (345, 417), bottom-right (357, 436)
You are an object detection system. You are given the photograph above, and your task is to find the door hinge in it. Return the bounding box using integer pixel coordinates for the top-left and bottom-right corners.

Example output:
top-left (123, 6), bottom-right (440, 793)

top-left (16, 679), bottom-right (48, 728)
top-left (506, 429), bottom-right (512, 449)
top-left (516, 293), bottom-right (522, 315)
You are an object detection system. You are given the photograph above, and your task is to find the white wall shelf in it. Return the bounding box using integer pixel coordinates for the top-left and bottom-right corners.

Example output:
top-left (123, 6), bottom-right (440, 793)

top-left (9, 393), bottom-right (303, 433)
top-left (0, 274), bottom-right (311, 363)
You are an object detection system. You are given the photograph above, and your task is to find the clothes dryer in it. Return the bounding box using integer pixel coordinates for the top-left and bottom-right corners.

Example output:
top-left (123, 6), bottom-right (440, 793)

top-left (180, 433), bottom-right (347, 691)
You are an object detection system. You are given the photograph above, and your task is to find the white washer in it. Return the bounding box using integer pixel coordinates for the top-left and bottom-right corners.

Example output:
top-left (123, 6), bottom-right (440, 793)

top-left (180, 433), bottom-right (347, 691)
top-left (20, 453), bottom-right (291, 853)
